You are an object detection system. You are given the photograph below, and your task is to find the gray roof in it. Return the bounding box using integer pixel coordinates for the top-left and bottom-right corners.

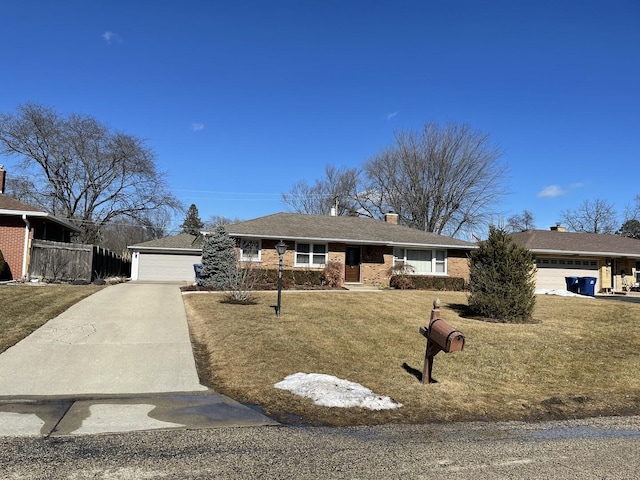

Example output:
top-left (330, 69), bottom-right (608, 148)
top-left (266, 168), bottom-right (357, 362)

top-left (0, 194), bottom-right (81, 232)
top-left (226, 212), bottom-right (475, 249)
top-left (511, 229), bottom-right (640, 258)
top-left (128, 233), bottom-right (204, 251)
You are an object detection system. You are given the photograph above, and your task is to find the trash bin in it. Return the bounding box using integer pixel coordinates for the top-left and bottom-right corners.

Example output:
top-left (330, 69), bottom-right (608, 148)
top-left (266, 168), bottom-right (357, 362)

top-left (193, 263), bottom-right (203, 279)
top-left (565, 276), bottom-right (579, 294)
top-left (578, 276), bottom-right (597, 297)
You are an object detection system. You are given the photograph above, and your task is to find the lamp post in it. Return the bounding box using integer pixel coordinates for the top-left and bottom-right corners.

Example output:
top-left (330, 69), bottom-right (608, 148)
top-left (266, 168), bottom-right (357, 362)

top-left (275, 240), bottom-right (287, 317)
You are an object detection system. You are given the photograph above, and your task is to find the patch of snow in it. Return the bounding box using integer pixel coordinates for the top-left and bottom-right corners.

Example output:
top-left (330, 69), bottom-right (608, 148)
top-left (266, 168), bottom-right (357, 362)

top-left (274, 372), bottom-right (403, 410)
top-left (535, 289), bottom-right (593, 298)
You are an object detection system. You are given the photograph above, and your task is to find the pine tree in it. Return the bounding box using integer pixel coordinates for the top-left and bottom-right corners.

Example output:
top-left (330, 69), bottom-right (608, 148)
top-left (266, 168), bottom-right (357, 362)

top-left (197, 225), bottom-right (238, 289)
top-left (180, 204), bottom-right (204, 235)
top-left (468, 225), bottom-right (536, 322)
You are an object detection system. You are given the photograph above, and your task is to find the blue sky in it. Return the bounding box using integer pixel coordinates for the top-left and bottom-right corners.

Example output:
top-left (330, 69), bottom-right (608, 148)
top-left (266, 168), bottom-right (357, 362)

top-left (1, 1), bottom-right (639, 236)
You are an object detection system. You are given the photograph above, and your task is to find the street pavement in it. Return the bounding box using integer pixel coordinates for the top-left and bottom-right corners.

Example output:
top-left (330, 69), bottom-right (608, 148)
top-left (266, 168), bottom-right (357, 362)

top-left (0, 282), bottom-right (277, 437)
top-left (1, 415), bottom-right (639, 478)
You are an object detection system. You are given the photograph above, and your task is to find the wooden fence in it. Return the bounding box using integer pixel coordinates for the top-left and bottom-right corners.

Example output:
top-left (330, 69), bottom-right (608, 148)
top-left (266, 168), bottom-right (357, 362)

top-left (29, 240), bottom-right (131, 282)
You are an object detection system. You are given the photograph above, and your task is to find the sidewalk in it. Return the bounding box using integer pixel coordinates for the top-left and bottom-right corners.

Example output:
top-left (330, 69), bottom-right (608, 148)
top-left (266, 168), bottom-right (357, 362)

top-left (0, 282), bottom-right (277, 436)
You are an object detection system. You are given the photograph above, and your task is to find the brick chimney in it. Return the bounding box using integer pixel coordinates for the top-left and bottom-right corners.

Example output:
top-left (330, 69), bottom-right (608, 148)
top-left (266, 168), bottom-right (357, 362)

top-left (550, 223), bottom-right (566, 232)
top-left (384, 211), bottom-right (398, 224)
top-left (0, 165), bottom-right (5, 194)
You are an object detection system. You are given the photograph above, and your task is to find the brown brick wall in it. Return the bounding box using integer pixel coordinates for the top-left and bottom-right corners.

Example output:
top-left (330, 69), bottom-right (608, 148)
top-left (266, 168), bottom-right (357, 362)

top-left (447, 250), bottom-right (470, 281)
top-left (240, 239), bottom-right (471, 288)
top-left (360, 246), bottom-right (394, 287)
top-left (0, 219), bottom-right (31, 280)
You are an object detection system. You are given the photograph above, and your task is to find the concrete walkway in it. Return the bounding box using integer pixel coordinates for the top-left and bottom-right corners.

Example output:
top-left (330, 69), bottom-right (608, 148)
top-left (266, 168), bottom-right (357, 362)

top-left (0, 282), bottom-right (277, 436)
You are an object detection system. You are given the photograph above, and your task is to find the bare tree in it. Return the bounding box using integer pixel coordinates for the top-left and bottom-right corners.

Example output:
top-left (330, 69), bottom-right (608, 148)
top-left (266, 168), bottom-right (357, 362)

top-left (0, 103), bottom-right (181, 245)
top-left (506, 210), bottom-right (536, 232)
top-left (362, 122), bottom-right (507, 236)
top-left (282, 164), bottom-right (361, 216)
top-left (205, 215), bottom-right (240, 229)
top-left (101, 211), bottom-right (169, 255)
top-left (622, 194), bottom-right (640, 224)
top-left (560, 198), bottom-right (618, 234)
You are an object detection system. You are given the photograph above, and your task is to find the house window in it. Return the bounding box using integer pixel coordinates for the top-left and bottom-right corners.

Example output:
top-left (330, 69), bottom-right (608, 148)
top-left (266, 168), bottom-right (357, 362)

top-left (295, 243), bottom-right (327, 267)
top-left (393, 248), bottom-right (447, 275)
top-left (240, 239), bottom-right (261, 261)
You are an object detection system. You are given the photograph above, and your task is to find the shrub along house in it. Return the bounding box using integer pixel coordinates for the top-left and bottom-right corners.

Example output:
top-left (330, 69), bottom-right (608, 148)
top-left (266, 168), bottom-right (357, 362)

top-left (225, 212), bottom-right (475, 288)
top-left (511, 225), bottom-right (640, 293)
top-left (129, 212), bottom-right (476, 286)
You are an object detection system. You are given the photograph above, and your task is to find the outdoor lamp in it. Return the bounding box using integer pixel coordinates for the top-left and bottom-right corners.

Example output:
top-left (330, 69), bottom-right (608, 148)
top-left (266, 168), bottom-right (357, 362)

top-left (275, 240), bottom-right (287, 317)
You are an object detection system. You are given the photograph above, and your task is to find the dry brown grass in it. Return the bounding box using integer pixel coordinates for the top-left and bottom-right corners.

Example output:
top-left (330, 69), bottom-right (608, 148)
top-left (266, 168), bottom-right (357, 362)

top-left (184, 290), bottom-right (640, 426)
top-left (0, 284), bottom-right (103, 353)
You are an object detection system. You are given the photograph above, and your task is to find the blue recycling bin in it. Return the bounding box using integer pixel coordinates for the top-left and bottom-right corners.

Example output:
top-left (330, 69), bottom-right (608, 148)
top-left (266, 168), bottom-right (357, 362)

top-left (193, 263), bottom-right (203, 279)
top-left (565, 276), bottom-right (579, 294)
top-left (578, 277), bottom-right (597, 297)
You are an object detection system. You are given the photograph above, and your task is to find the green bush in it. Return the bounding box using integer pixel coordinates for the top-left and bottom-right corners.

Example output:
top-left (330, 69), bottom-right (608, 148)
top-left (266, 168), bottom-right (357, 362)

top-left (390, 275), bottom-right (467, 291)
top-left (251, 268), bottom-right (324, 289)
top-left (468, 225), bottom-right (536, 323)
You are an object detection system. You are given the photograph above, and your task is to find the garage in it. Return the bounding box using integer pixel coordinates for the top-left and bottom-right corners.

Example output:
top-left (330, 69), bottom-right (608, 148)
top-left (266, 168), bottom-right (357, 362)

top-left (134, 252), bottom-right (201, 282)
top-left (534, 257), bottom-right (598, 290)
top-left (128, 233), bottom-right (204, 282)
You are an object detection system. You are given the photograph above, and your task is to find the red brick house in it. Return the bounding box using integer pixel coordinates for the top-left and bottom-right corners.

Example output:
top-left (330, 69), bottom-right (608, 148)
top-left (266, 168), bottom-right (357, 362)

top-left (129, 212), bottom-right (475, 285)
top-left (0, 166), bottom-right (80, 280)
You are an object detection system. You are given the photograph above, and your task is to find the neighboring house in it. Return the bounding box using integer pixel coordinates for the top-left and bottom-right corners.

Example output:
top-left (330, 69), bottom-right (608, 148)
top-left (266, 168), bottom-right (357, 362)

top-left (129, 233), bottom-right (204, 282)
top-left (511, 225), bottom-right (640, 293)
top-left (0, 167), bottom-right (81, 280)
top-left (129, 212), bottom-right (476, 285)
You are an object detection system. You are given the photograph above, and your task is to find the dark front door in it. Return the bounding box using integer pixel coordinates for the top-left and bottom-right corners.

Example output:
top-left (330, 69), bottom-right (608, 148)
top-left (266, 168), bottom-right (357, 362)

top-left (345, 246), bottom-right (361, 283)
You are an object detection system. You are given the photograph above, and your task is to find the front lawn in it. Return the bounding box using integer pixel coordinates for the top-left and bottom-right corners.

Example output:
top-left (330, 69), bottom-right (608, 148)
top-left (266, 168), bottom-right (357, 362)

top-left (0, 284), bottom-right (103, 353)
top-left (184, 290), bottom-right (640, 426)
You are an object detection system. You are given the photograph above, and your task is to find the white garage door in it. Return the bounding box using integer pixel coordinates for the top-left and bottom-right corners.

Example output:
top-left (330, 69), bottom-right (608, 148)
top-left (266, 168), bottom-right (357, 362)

top-left (138, 253), bottom-right (202, 282)
top-left (535, 258), bottom-right (598, 290)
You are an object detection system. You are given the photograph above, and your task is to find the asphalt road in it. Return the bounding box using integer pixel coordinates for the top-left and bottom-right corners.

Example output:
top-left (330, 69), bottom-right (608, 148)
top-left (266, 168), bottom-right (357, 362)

top-left (2, 416), bottom-right (639, 479)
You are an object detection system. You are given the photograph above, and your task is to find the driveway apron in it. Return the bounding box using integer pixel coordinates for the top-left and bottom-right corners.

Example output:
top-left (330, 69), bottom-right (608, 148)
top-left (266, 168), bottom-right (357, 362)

top-left (0, 283), bottom-right (277, 436)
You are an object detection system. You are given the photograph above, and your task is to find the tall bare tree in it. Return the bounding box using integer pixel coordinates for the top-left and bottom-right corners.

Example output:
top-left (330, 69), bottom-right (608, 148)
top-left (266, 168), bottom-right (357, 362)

top-left (282, 164), bottom-right (361, 216)
top-left (506, 210), bottom-right (536, 232)
top-left (361, 122), bottom-right (507, 236)
top-left (560, 198), bottom-right (618, 234)
top-left (0, 103), bottom-right (181, 245)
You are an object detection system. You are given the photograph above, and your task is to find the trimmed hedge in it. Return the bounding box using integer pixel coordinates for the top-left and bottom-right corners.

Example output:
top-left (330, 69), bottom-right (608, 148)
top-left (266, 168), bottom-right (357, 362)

top-left (254, 268), bottom-right (324, 289)
top-left (390, 275), bottom-right (468, 291)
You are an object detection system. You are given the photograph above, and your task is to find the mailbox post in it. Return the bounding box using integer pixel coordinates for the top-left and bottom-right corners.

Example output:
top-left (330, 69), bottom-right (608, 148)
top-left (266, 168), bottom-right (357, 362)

top-left (418, 298), bottom-right (465, 384)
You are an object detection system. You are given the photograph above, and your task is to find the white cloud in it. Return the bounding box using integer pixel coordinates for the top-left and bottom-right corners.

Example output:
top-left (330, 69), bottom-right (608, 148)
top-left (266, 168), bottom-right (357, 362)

top-left (191, 123), bottom-right (205, 132)
top-left (537, 185), bottom-right (566, 198)
top-left (387, 111), bottom-right (398, 120)
top-left (102, 31), bottom-right (123, 44)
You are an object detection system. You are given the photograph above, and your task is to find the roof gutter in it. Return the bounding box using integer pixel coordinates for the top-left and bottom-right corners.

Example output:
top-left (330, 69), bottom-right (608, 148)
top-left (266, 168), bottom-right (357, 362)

top-left (228, 232), bottom-right (476, 250)
top-left (530, 248), bottom-right (640, 258)
top-left (0, 209), bottom-right (81, 233)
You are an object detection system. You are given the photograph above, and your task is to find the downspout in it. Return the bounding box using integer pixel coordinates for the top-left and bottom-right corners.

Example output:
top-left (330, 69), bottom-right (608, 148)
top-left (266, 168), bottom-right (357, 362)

top-left (22, 214), bottom-right (31, 280)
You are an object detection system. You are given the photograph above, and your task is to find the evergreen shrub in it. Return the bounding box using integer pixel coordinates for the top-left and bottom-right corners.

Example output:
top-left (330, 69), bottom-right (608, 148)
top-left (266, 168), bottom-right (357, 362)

top-left (468, 225), bottom-right (536, 323)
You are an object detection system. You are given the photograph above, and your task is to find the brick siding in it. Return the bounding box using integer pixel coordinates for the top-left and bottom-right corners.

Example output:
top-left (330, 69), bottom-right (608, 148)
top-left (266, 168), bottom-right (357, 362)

top-left (0, 220), bottom-right (31, 280)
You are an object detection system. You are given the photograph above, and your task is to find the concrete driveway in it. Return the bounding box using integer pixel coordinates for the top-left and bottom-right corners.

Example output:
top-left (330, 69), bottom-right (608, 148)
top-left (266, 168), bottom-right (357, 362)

top-left (0, 282), bottom-right (276, 436)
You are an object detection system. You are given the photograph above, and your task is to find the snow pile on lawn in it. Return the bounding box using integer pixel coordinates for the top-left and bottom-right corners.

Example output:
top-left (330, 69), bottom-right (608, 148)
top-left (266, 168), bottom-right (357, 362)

top-left (535, 289), bottom-right (593, 298)
top-left (274, 372), bottom-right (403, 410)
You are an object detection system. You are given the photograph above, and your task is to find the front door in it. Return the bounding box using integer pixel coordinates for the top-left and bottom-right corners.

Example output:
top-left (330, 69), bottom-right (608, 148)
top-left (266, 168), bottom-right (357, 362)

top-left (345, 246), bottom-right (361, 283)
